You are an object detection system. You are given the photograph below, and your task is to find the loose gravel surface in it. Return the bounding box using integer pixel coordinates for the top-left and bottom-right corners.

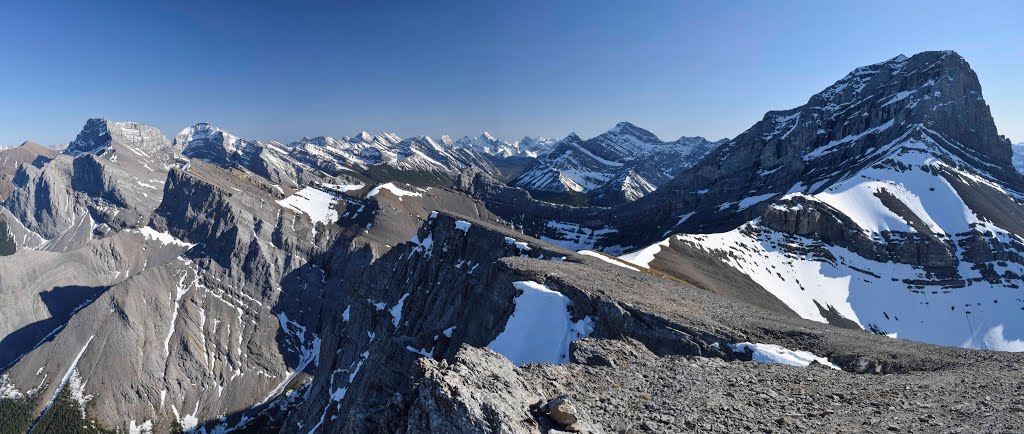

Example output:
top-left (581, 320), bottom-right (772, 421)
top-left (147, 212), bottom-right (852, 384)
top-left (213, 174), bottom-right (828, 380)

top-left (523, 339), bottom-right (1024, 433)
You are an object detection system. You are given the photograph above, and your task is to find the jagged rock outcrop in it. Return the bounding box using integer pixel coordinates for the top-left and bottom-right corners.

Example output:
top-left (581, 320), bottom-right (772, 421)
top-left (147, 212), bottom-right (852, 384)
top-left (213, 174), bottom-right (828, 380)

top-left (405, 346), bottom-right (546, 434)
top-left (280, 213), bottom-right (571, 432)
top-left (761, 194), bottom-right (958, 268)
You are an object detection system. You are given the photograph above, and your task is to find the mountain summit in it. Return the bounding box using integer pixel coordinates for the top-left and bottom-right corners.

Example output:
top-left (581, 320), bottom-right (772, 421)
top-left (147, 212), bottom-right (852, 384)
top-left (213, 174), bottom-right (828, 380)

top-left (608, 51), bottom-right (1024, 352)
top-left (620, 50), bottom-right (1018, 235)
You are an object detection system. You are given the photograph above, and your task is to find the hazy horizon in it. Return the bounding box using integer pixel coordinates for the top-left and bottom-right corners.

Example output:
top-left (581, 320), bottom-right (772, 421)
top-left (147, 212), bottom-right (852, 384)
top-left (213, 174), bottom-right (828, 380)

top-left (2, 1), bottom-right (1021, 146)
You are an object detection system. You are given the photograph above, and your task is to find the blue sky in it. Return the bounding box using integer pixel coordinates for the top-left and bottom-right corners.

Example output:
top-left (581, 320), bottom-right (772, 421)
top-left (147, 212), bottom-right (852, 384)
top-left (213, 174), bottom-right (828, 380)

top-left (1, 0), bottom-right (1021, 146)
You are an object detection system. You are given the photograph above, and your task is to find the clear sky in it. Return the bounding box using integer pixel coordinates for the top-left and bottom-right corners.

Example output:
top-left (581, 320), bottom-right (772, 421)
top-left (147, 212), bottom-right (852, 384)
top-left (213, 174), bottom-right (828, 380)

top-left (1, 0), bottom-right (1021, 146)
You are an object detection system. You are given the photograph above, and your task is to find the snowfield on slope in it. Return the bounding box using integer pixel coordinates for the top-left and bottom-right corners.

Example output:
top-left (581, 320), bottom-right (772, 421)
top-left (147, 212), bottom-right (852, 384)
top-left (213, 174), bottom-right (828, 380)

top-left (487, 281), bottom-right (594, 365)
top-left (277, 186), bottom-right (340, 225)
top-left (623, 223), bottom-right (1024, 352)
top-left (619, 137), bottom-right (1024, 352)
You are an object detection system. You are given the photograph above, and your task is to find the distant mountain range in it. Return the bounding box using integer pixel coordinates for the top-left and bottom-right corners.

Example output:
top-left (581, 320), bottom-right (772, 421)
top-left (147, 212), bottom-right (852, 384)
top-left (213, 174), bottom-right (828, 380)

top-left (512, 123), bottom-right (725, 205)
top-left (2, 51), bottom-right (1023, 433)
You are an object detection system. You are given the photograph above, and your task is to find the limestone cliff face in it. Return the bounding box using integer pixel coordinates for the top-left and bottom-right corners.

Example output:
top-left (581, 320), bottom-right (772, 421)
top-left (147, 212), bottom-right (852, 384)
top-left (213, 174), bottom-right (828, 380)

top-left (2, 119), bottom-right (179, 252)
top-left (283, 213), bottom-right (571, 432)
top-left (760, 195), bottom-right (959, 268)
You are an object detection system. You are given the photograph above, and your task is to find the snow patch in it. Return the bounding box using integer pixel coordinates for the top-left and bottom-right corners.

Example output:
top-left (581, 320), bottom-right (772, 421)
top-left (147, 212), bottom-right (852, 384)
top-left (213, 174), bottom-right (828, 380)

top-left (39, 335), bottom-right (95, 423)
top-left (0, 374), bottom-right (23, 399)
top-left (390, 293), bottom-right (409, 328)
top-left (539, 221), bottom-right (617, 251)
top-left (129, 420), bottom-right (154, 434)
top-left (137, 226), bottom-right (195, 248)
top-left (277, 186), bottom-right (340, 227)
top-left (578, 250), bottom-right (639, 271)
top-left (365, 182), bottom-right (422, 201)
top-left (618, 236), bottom-right (671, 268)
top-left (487, 281), bottom-right (594, 366)
top-left (731, 342), bottom-right (840, 369)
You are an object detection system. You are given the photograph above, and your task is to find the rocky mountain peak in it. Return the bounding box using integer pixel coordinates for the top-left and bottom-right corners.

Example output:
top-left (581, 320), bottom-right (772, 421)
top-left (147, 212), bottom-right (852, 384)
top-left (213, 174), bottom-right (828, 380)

top-left (175, 122), bottom-right (232, 145)
top-left (354, 131), bottom-right (374, 142)
top-left (516, 136), bottom-right (556, 154)
top-left (608, 121), bottom-right (653, 138)
top-left (63, 118), bottom-right (109, 155)
top-left (64, 118), bottom-right (173, 157)
top-left (16, 140), bottom-right (49, 152)
top-left (602, 121), bottom-right (661, 143)
top-left (176, 122), bottom-right (244, 164)
top-left (803, 50), bottom-right (1009, 169)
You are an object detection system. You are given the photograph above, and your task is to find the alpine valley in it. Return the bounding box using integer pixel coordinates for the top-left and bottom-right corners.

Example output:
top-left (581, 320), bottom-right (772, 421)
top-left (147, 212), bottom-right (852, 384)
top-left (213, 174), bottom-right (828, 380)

top-left (2, 51), bottom-right (1023, 433)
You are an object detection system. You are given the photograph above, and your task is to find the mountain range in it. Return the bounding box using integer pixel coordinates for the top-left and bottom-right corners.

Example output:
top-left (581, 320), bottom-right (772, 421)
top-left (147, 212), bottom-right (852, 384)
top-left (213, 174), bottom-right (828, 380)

top-left (1, 50), bottom-right (1023, 433)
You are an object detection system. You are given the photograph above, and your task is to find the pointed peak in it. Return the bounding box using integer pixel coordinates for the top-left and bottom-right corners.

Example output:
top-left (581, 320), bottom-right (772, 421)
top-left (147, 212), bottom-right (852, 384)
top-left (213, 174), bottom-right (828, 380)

top-left (888, 54), bottom-right (909, 63)
top-left (481, 132), bottom-right (497, 142)
top-left (354, 131), bottom-right (373, 142)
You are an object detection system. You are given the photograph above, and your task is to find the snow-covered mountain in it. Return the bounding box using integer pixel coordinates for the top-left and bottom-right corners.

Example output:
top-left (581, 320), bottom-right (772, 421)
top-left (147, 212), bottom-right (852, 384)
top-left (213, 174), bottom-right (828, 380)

top-left (512, 122), bottom-right (723, 204)
top-left (176, 124), bottom-right (508, 187)
top-left (614, 51), bottom-right (1024, 352)
top-left (452, 132), bottom-right (517, 158)
top-left (176, 122), bottom-right (307, 187)
top-left (449, 133), bottom-right (556, 158)
top-left (516, 136), bottom-right (558, 157)
top-left (287, 132), bottom-right (498, 182)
